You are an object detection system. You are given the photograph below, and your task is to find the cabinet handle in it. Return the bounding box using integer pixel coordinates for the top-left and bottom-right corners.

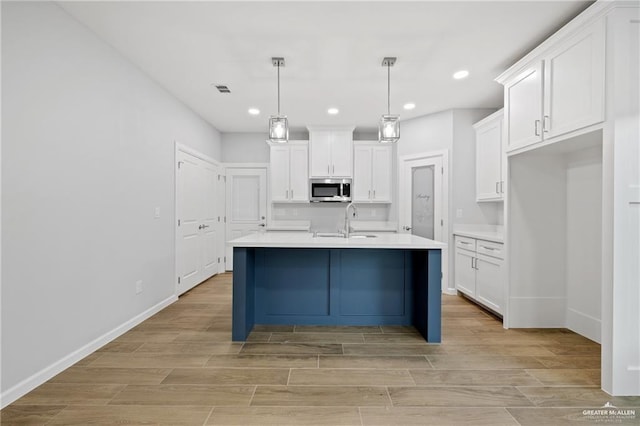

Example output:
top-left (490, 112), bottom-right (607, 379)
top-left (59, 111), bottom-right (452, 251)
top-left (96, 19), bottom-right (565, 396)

top-left (373, 190), bottom-right (376, 198)
top-left (332, 164), bottom-right (335, 174)
top-left (285, 189), bottom-right (289, 199)
top-left (327, 165), bottom-right (330, 174)
top-left (496, 182), bottom-right (500, 194)
top-left (368, 190), bottom-right (371, 199)
top-left (500, 181), bottom-right (504, 194)
top-left (459, 241), bottom-right (471, 246)
top-left (534, 120), bottom-right (541, 136)
top-left (479, 245), bottom-right (496, 251)
top-left (543, 115), bottom-right (550, 133)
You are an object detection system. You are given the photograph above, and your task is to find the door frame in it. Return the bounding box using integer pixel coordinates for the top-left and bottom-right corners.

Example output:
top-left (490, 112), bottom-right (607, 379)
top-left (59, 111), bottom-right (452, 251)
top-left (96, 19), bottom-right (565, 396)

top-left (174, 142), bottom-right (224, 296)
top-left (398, 150), bottom-right (452, 294)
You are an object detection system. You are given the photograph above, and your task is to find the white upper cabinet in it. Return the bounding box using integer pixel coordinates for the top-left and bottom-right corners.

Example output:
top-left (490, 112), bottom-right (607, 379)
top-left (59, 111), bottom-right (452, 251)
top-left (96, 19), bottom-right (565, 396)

top-left (474, 110), bottom-right (504, 202)
top-left (308, 127), bottom-right (354, 178)
top-left (500, 18), bottom-right (605, 153)
top-left (269, 141), bottom-right (308, 203)
top-left (543, 19), bottom-right (605, 139)
top-left (353, 142), bottom-right (392, 203)
top-left (505, 63), bottom-right (543, 150)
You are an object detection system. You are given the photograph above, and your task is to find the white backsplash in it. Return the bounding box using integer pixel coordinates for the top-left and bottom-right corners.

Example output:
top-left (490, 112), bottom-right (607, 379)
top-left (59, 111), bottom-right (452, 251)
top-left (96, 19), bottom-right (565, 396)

top-left (272, 203), bottom-right (391, 233)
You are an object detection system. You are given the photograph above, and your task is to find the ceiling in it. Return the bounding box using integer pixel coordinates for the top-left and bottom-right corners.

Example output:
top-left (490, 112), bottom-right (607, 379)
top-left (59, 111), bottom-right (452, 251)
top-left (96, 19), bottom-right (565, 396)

top-left (59, 1), bottom-right (593, 133)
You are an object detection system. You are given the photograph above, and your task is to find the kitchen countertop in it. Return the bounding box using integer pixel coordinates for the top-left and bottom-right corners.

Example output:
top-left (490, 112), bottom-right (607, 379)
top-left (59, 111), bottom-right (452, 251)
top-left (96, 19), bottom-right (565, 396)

top-left (453, 228), bottom-right (504, 243)
top-left (228, 232), bottom-right (446, 249)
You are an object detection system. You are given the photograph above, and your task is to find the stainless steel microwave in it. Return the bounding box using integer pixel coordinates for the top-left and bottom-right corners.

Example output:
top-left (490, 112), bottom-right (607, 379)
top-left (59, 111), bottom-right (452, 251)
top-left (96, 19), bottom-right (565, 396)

top-left (309, 178), bottom-right (352, 202)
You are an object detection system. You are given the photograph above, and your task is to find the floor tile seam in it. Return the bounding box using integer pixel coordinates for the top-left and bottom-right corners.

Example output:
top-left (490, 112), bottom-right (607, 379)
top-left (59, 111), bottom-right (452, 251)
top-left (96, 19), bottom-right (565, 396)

top-left (246, 385), bottom-right (259, 407)
top-left (384, 386), bottom-right (394, 407)
top-left (357, 406), bottom-right (364, 426)
top-left (37, 404), bottom-right (70, 426)
top-left (202, 406), bottom-right (216, 426)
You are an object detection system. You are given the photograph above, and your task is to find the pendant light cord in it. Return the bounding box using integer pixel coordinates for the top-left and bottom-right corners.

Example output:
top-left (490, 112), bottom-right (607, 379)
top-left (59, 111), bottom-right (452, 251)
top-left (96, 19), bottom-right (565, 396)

top-left (277, 63), bottom-right (281, 116)
top-left (387, 63), bottom-right (391, 115)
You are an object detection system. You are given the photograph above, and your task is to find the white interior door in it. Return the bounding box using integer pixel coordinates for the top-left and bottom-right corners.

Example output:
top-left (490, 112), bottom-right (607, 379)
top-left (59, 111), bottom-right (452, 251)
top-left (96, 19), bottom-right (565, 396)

top-left (400, 156), bottom-right (443, 240)
top-left (176, 148), bottom-right (221, 295)
top-left (225, 167), bottom-right (267, 270)
top-left (399, 153), bottom-right (448, 292)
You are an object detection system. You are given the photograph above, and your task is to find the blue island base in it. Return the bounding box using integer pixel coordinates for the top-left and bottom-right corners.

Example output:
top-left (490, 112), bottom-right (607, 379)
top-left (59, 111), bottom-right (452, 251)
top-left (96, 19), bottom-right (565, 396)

top-left (232, 247), bottom-right (441, 343)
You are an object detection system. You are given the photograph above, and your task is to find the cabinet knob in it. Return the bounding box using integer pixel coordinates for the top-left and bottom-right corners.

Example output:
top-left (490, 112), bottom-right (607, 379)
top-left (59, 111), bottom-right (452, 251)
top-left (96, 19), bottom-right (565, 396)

top-left (403, 226), bottom-right (412, 231)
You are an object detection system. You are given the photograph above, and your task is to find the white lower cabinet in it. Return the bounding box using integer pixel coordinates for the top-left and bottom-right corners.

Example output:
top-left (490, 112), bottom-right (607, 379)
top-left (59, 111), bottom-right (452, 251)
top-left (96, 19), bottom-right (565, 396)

top-left (454, 235), bottom-right (504, 315)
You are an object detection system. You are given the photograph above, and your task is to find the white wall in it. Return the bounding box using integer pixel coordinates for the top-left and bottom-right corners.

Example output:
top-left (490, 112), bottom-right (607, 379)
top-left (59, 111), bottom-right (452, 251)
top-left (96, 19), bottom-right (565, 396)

top-left (508, 151), bottom-right (568, 327)
top-left (222, 132), bottom-right (270, 163)
top-left (1, 1), bottom-right (221, 405)
top-left (566, 146), bottom-right (602, 342)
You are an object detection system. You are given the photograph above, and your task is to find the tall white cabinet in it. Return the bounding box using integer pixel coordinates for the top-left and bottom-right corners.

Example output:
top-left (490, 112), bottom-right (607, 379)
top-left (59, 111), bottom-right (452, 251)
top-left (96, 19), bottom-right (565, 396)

top-left (474, 110), bottom-right (504, 202)
top-left (269, 141), bottom-right (309, 202)
top-left (353, 142), bottom-right (392, 203)
top-left (308, 127), bottom-right (354, 178)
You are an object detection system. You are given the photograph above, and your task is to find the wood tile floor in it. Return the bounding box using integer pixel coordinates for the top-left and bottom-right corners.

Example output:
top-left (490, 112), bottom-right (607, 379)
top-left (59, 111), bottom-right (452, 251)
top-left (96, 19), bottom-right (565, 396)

top-left (3, 273), bottom-right (639, 425)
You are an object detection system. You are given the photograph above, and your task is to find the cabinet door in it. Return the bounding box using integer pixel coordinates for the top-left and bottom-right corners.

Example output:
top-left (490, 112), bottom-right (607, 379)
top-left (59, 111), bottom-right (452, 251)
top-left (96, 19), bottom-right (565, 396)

top-left (353, 146), bottom-right (373, 202)
top-left (476, 117), bottom-right (503, 201)
top-left (309, 130), bottom-right (332, 177)
top-left (270, 146), bottom-right (290, 202)
top-left (371, 146), bottom-right (392, 202)
top-left (544, 19), bottom-right (605, 139)
top-left (505, 62), bottom-right (543, 151)
top-left (289, 145), bottom-right (309, 201)
top-left (454, 249), bottom-right (476, 298)
top-left (475, 253), bottom-right (503, 315)
top-left (330, 130), bottom-right (353, 177)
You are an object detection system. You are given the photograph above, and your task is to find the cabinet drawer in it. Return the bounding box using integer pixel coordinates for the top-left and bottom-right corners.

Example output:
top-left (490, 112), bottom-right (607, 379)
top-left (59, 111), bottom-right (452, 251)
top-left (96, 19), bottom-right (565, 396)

top-left (476, 240), bottom-right (504, 259)
top-left (455, 236), bottom-right (476, 251)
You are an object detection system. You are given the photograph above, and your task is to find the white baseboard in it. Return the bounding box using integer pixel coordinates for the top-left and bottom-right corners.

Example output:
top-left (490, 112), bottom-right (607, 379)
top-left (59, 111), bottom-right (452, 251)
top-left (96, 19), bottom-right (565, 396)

top-left (567, 308), bottom-right (601, 343)
top-left (0, 295), bottom-right (177, 409)
top-left (508, 297), bottom-right (566, 328)
top-left (443, 288), bottom-right (457, 296)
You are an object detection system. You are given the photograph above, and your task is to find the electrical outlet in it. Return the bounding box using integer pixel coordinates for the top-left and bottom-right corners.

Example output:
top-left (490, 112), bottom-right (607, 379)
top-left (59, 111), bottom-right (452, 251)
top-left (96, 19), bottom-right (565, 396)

top-left (135, 280), bottom-right (143, 294)
top-left (154, 207), bottom-right (161, 218)
top-left (456, 209), bottom-right (463, 218)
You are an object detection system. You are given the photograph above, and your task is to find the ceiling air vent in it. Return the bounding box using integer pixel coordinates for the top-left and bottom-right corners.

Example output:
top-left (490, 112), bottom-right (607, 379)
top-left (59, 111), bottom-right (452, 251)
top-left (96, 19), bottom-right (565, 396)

top-left (215, 85), bottom-right (231, 93)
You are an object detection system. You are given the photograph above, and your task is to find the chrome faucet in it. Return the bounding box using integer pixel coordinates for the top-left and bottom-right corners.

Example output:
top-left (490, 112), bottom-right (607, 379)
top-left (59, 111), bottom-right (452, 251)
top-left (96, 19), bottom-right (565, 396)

top-left (344, 202), bottom-right (358, 238)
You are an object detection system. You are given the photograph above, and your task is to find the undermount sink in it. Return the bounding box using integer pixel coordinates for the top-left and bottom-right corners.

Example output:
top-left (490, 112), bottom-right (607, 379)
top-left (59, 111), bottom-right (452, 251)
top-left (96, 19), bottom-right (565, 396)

top-left (349, 234), bottom-right (377, 239)
top-left (313, 232), bottom-right (345, 238)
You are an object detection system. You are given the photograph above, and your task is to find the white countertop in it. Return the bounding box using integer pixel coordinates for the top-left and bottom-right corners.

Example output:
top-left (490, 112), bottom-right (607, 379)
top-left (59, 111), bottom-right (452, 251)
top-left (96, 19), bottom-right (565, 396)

top-left (453, 227), bottom-right (504, 243)
top-left (228, 232), bottom-right (446, 249)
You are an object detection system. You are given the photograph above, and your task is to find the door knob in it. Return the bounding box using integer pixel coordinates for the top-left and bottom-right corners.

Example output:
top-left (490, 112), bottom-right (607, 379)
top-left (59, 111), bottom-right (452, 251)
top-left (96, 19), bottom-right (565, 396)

top-left (202, 225), bottom-right (209, 229)
top-left (403, 226), bottom-right (412, 231)
top-left (258, 223), bottom-right (266, 227)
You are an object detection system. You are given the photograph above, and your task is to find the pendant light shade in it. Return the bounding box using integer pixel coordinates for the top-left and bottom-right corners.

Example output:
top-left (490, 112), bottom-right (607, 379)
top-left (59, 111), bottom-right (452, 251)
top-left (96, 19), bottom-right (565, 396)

top-left (269, 57), bottom-right (288, 143)
top-left (379, 57), bottom-right (400, 143)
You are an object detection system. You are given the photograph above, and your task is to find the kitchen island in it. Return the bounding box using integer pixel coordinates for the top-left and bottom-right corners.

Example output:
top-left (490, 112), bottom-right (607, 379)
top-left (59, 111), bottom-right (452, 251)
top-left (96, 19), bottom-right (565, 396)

top-left (229, 232), bottom-right (445, 343)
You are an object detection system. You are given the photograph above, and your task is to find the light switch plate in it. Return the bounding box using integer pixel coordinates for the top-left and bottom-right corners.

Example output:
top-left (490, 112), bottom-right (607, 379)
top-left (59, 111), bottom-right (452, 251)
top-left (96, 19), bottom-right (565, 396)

top-left (456, 209), bottom-right (463, 218)
top-left (154, 207), bottom-right (161, 218)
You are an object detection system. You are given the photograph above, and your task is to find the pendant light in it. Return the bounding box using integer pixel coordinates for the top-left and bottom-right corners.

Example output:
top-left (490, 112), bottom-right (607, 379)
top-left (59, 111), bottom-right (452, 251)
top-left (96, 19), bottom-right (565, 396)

top-left (268, 57), bottom-right (288, 143)
top-left (379, 57), bottom-right (400, 143)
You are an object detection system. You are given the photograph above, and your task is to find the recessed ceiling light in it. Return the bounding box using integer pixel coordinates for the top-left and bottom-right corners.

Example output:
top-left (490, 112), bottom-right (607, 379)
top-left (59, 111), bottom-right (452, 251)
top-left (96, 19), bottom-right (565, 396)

top-left (403, 103), bottom-right (416, 110)
top-left (453, 70), bottom-right (469, 80)
top-left (248, 108), bottom-right (260, 116)
top-left (327, 107), bottom-right (339, 115)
